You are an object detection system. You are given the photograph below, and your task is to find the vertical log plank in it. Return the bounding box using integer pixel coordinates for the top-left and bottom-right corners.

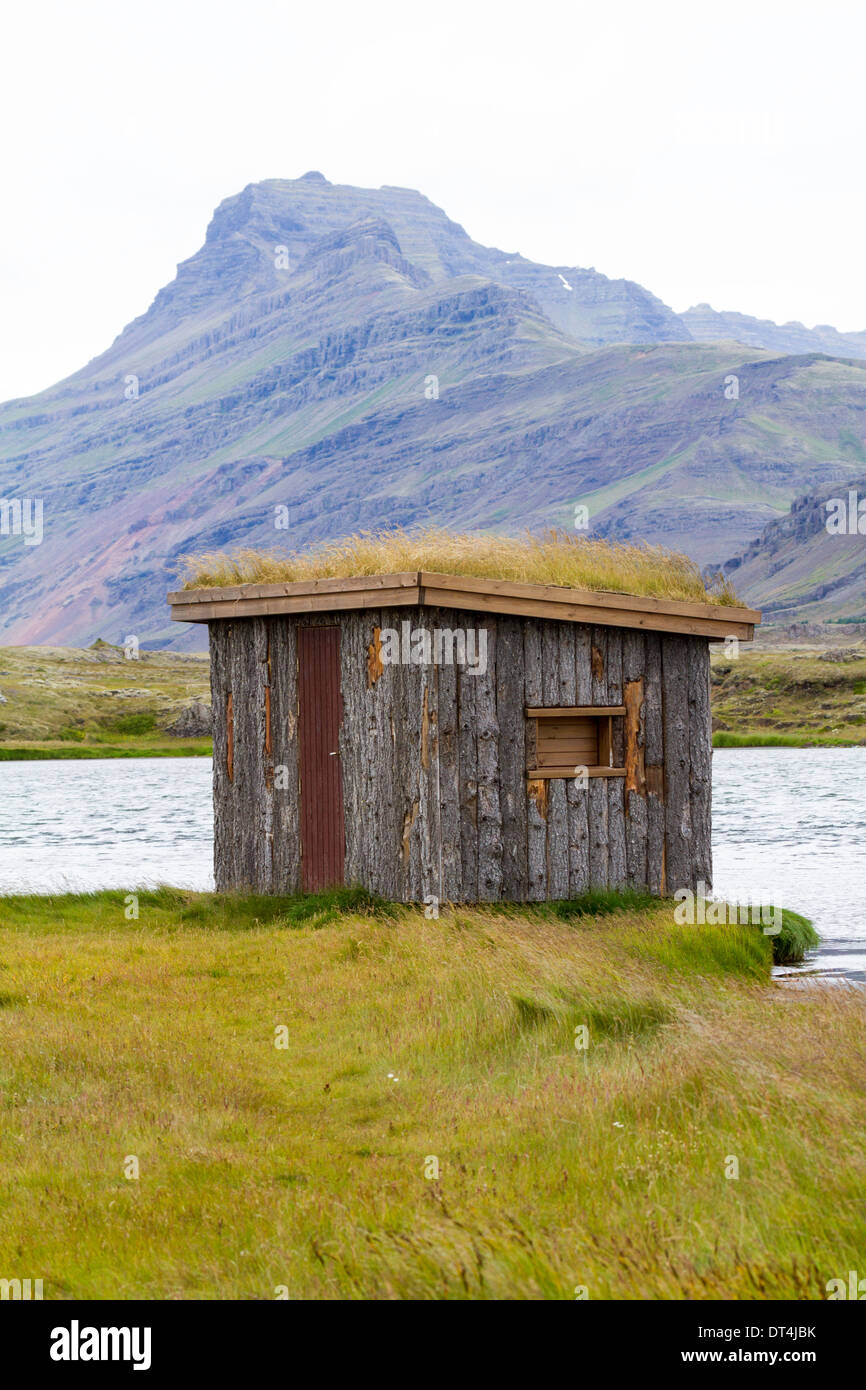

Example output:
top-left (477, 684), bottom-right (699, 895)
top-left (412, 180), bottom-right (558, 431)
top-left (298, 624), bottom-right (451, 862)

top-left (524, 620), bottom-right (547, 899)
top-left (542, 623), bottom-right (569, 899)
top-left (688, 640), bottom-right (713, 892)
top-left (497, 616), bottom-right (528, 900)
top-left (561, 623), bottom-right (590, 897)
top-left (588, 626), bottom-right (609, 887)
top-left (622, 630), bottom-right (648, 890)
top-left (662, 634), bottom-right (692, 896)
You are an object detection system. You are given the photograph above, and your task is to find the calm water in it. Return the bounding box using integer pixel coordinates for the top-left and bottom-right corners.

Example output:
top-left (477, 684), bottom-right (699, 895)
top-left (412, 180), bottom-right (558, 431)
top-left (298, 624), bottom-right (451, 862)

top-left (0, 758), bottom-right (214, 895)
top-left (0, 750), bottom-right (863, 978)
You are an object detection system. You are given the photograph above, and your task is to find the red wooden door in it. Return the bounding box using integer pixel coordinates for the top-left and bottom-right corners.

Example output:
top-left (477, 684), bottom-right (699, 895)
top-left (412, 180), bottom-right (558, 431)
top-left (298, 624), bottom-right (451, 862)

top-left (298, 626), bottom-right (345, 892)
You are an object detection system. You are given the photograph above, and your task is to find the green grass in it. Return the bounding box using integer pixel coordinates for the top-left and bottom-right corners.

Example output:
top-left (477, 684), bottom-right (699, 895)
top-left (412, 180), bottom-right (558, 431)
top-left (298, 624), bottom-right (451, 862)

top-left (550, 886), bottom-right (658, 919)
top-left (0, 739), bottom-right (211, 760)
top-left (0, 888), bottom-right (857, 1300)
top-left (771, 908), bottom-right (821, 966)
top-left (712, 730), bottom-right (858, 748)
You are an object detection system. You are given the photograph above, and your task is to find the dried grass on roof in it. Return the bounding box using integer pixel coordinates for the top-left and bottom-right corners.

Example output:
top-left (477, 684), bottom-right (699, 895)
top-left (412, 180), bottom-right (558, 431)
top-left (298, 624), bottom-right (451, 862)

top-left (181, 526), bottom-right (740, 606)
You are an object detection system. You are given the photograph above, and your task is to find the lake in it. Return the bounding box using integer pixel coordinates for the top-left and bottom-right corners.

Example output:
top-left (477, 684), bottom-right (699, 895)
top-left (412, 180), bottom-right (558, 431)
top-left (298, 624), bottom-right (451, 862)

top-left (712, 747), bottom-right (866, 982)
top-left (0, 749), bottom-right (863, 979)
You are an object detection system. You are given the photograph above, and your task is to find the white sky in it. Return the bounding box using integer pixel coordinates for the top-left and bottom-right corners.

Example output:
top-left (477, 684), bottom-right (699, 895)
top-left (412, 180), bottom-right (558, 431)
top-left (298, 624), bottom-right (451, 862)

top-left (1, 0), bottom-right (864, 400)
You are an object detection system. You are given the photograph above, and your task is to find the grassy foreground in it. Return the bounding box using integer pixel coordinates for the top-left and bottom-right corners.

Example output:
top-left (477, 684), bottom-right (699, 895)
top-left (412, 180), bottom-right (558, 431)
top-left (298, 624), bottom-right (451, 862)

top-left (0, 888), bottom-right (859, 1300)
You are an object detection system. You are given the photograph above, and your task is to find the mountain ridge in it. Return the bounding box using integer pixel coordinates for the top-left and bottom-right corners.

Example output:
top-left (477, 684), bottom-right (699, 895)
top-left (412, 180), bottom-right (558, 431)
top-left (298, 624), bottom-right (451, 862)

top-left (680, 303), bottom-right (866, 361)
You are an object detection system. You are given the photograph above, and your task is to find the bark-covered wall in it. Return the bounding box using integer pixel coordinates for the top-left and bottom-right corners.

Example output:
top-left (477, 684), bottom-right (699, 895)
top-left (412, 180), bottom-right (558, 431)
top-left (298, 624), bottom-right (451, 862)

top-left (208, 607), bottom-right (712, 901)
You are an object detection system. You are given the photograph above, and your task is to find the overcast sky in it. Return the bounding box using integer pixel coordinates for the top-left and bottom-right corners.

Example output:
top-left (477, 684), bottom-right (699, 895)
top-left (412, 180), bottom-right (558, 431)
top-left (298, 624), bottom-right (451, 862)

top-left (1, 0), bottom-right (864, 400)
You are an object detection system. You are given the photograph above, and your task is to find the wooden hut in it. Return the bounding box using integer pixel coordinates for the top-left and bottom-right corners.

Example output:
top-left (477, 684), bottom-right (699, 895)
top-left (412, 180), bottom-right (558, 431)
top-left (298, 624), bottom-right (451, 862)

top-left (167, 572), bottom-right (759, 902)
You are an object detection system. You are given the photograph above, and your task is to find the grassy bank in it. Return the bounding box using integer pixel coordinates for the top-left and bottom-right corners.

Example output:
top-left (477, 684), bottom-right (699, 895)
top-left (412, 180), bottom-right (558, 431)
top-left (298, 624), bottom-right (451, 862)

top-left (712, 644), bottom-right (866, 747)
top-left (0, 888), bottom-right (857, 1300)
top-left (0, 643), bottom-right (211, 759)
top-left (0, 738), bottom-right (211, 760)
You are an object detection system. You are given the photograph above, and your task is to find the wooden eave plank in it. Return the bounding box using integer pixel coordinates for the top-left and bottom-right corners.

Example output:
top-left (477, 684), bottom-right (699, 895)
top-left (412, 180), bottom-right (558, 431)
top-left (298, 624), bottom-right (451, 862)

top-left (169, 585), bottom-right (421, 624)
top-left (168, 568), bottom-right (759, 637)
top-left (418, 570), bottom-right (760, 624)
top-left (418, 584), bottom-right (754, 640)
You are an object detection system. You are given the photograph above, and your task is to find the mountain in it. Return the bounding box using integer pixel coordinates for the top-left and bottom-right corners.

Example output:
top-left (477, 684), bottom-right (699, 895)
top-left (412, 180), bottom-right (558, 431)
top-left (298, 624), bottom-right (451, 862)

top-left (98, 173), bottom-right (692, 360)
top-left (680, 304), bottom-right (866, 360)
top-left (3, 171), bottom-right (866, 648)
top-left (719, 479), bottom-right (866, 624)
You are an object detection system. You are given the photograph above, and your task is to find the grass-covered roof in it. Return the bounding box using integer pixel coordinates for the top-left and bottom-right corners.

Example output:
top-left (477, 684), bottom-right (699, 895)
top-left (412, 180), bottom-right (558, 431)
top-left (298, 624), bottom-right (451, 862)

top-left (181, 526), bottom-right (741, 606)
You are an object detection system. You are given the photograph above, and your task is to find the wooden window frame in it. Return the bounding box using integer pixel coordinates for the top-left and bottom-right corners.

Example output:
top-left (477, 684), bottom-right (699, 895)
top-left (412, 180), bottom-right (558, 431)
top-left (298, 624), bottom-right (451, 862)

top-left (525, 705), bottom-right (627, 780)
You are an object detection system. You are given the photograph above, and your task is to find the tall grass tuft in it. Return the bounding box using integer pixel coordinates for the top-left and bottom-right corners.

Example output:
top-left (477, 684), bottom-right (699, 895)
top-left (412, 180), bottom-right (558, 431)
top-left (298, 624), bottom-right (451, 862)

top-left (768, 908), bottom-right (820, 965)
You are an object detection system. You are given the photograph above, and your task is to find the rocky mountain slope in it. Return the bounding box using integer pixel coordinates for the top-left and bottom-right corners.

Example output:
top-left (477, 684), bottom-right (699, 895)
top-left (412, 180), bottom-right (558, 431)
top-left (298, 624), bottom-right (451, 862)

top-left (720, 477), bottom-right (866, 623)
top-left (2, 171), bottom-right (866, 647)
top-left (680, 304), bottom-right (866, 361)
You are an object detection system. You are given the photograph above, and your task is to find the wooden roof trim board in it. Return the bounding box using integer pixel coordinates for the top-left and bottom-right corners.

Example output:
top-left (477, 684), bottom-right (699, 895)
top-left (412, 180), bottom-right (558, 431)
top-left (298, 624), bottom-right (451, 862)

top-left (417, 571), bottom-right (751, 620)
top-left (168, 570), bottom-right (760, 639)
top-left (166, 571), bottom-right (419, 606)
top-left (167, 586), bottom-right (420, 624)
top-left (526, 706), bottom-right (627, 718)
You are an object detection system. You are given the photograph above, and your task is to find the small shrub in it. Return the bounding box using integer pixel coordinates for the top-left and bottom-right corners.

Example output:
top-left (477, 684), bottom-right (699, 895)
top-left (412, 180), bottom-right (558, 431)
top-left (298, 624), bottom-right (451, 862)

top-left (764, 908), bottom-right (819, 965)
top-left (109, 712), bottom-right (157, 736)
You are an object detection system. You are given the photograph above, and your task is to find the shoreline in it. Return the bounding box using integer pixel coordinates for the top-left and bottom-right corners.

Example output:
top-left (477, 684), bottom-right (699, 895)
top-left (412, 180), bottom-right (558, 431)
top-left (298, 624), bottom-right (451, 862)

top-left (0, 740), bottom-right (211, 760)
top-left (1, 734), bottom-right (862, 760)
